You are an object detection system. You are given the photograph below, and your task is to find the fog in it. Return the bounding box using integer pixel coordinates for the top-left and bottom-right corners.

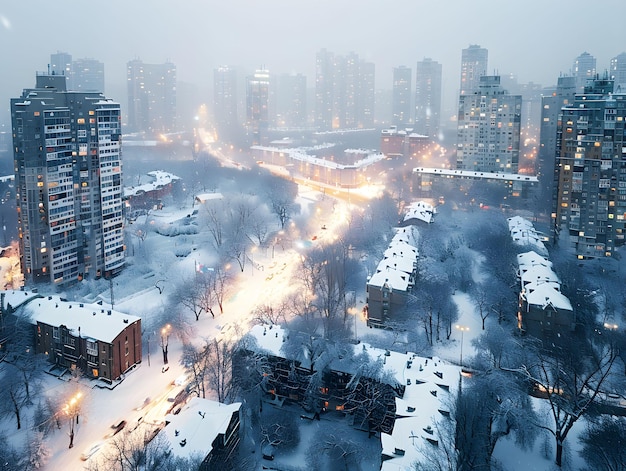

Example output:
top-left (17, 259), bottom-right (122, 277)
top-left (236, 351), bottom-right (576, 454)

top-left (2, 0), bottom-right (626, 126)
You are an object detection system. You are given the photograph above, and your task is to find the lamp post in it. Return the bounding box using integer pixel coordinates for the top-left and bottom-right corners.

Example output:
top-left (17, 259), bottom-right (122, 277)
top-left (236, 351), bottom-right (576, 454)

top-left (64, 392), bottom-right (83, 449)
top-left (161, 324), bottom-right (171, 365)
top-left (455, 325), bottom-right (469, 367)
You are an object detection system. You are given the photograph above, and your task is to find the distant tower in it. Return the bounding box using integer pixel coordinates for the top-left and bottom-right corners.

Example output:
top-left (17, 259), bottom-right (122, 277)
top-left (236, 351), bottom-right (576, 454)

top-left (315, 49), bottom-right (375, 131)
top-left (72, 58), bottom-right (105, 93)
top-left (246, 68), bottom-right (270, 145)
top-left (610, 52), bottom-right (626, 92)
top-left (11, 73), bottom-right (125, 285)
top-left (460, 45), bottom-right (488, 96)
top-left (456, 76), bottom-right (521, 172)
top-left (50, 51), bottom-right (72, 88)
top-left (415, 58), bottom-right (443, 139)
top-left (213, 66), bottom-right (238, 134)
top-left (276, 73), bottom-right (307, 128)
top-left (127, 59), bottom-right (177, 135)
top-left (573, 52), bottom-right (596, 92)
top-left (538, 76), bottom-right (576, 207)
top-left (392, 66), bottom-right (412, 127)
top-left (552, 76), bottom-right (626, 259)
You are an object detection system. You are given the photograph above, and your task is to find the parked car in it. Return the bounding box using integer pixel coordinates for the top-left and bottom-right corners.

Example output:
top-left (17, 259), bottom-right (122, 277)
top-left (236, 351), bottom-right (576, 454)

top-left (111, 420), bottom-right (127, 435)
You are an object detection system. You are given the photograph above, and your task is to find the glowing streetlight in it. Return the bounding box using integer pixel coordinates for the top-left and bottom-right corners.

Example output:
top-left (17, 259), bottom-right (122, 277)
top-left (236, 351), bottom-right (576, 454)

top-left (455, 325), bottom-right (470, 367)
top-left (63, 391), bottom-right (83, 449)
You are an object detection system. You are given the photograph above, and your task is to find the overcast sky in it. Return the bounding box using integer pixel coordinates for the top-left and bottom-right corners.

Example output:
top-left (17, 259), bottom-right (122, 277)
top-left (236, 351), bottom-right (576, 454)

top-left (2, 0), bottom-right (626, 125)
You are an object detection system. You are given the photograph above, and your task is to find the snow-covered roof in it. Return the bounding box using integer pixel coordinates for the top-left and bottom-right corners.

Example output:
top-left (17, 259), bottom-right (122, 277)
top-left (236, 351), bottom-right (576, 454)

top-left (377, 255), bottom-right (415, 275)
top-left (517, 251), bottom-right (552, 271)
top-left (195, 192), bottom-right (224, 203)
top-left (520, 265), bottom-right (560, 287)
top-left (251, 145), bottom-right (385, 170)
top-left (403, 201), bottom-right (435, 224)
top-left (368, 268), bottom-right (410, 291)
top-left (507, 217), bottom-right (548, 256)
top-left (124, 170), bottom-right (181, 198)
top-left (161, 396), bottom-right (241, 461)
top-left (522, 282), bottom-right (573, 311)
top-left (391, 226), bottom-right (419, 247)
top-left (247, 325), bottom-right (461, 470)
top-left (414, 167), bottom-right (539, 183)
top-left (3, 290), bottom-right (140, 343)
top-left (383, 244), bottom-right (418, 260)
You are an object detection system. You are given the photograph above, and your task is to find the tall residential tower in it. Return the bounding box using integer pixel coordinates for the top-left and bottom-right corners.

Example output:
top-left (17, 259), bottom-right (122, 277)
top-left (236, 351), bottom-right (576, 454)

top-left (11, 73), bottom-right (125, 285)
top-left (552, 77), bottom-right (626, 259)
top-left (456, 76), bottom-right (521, 172)
top-left (415, 58), bottom-right (442, 139)
top-left (460, 45), bottom-right (488, 96)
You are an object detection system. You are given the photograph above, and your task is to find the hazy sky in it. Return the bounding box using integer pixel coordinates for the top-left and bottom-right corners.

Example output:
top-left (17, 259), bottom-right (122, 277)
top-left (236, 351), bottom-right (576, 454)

top-left (2, 0), bottom-right (626, 125)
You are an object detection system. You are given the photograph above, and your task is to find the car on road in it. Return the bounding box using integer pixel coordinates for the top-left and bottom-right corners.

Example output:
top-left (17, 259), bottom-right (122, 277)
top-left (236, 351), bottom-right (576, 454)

top-left (111, 420), bottom-right (127, 436)
top-left (80, 441), bottom-right (104, 461)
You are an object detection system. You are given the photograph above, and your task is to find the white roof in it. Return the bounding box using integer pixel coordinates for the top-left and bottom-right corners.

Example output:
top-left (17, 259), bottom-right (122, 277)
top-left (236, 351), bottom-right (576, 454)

top-left (124, 170), bottom-right (180, 198)
top-left (378, 255), bottom-right (415, 275)
top-left (195, 192), bottom-right (224, 203)
top-left (517, 251), bottom-right (552, 270)
top-left (383, 244), bottom-right (418, 260)
top-left (3, 291), bottom-right (140, 343)
top-left (414, 167), bottom-right (539, 183)
top-left (161, 397), bottom-right (241, 460)
top-left (368, 268), bottom-right (410, 291)
top-left (520, 265), bottom-right (560, 287)
top-left (522, 282), bottom-right (573, 311)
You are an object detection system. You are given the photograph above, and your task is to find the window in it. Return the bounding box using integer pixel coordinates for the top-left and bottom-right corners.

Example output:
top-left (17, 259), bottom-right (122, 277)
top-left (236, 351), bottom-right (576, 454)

top-left (53, 327), bottom-right (59, 340)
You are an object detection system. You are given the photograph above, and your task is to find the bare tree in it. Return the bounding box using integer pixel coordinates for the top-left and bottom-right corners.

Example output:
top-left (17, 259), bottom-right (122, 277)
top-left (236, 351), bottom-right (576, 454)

top-left (205, 338), bottom-right (237, 403)
top-left (579, 416), bottom-right (626, 471)
top-left (252, 302), bottom-right (287, 326)
top-left (259, 407), bottom-right (300, 452)
top-left (472, 283), bottom-right (490, 330)
top-left (516, 334), bottom-right (618, 467)
top-left (172, 275), bottom-right (205, 321)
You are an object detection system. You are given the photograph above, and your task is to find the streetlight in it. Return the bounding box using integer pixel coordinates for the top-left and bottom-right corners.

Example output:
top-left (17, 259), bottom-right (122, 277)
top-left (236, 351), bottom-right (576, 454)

top-left (161, 324), bottom-right (171, 365)
top-left (455, 325), bottom-right (470, 367)
top-left (63, 391), bottom-right (83, 449)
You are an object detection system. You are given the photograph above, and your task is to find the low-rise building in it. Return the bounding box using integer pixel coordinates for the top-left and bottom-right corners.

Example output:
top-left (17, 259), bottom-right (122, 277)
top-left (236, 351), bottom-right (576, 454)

top-left (246, 324), bottom-right (461, 470)
top-left (159, 397), bottom-right (241, 471)
top-left (2, 290), bottom-right (141, 382)
top-left (366, 226), bottom-right (419, 328)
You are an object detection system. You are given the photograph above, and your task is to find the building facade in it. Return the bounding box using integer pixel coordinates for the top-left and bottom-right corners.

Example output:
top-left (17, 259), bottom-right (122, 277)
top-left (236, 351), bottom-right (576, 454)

top-left (314, 49), bottom-right (375, 131)
top-left (610, 52), bottom-right (626, 92)
top-left (552, 77), bottom-right (626, 258)
top-left (275, 73), bottom-right (307, 129)
top-left (392, 66), bottom-right (412, 127)
top-left (246, 68), bottom-right (270, 145)
top-left (415, 58), bottom-right (442, 139)
top-left (538, 76), bottom-right (576, 210)
top-left (11, 73), bottom-right (125, 285)
top-left (2, 291), bottom-right (142, 382)
top-left (459, 45), bottom-right (488, 96)
top-left (72, 58), bottom-right (105, 93)
top-left (573, 52), bottom-right (596, 92)
top-left (127, 59), bottom-right (177, 135)
top-left (456, 75), bottom-right (522, 173)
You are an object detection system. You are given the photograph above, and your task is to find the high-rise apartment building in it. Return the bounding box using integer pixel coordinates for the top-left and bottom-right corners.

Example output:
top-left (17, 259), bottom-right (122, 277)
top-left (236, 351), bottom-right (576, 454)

top-left (276, 73), bottom-right (307, 128)
top-left (50, 51), bottom-right (72, 88)
top-left (127, 59), bottom-right (176, 135)
top-left (246, 68), bottom-right (270, 145)
top-left (49, 53), bottom-right (105, 93)
top-left (11, 73), bottom-right (125, 285)
top-left (415, 58), bottom-right (443, 138)
top-left (610, 52), bottom-right (626, 92)
top-left (456, 76), bottom-right (521, 172)
top-left (538, 76), bottom-right (576, 206)
top-left (460, 45), bottom-right (488, 96)
top-left (213, 66), bottom-right (238, 134)
top-left (573, 52), bottom-right (596, 92)
top-left (392, 66), bottom-right (412, 127)
top-left (314, 49), bottom-right (375, 130)
top-left (552, 77), bottom-right (626, 259)
top-left (72, 58), bottom-right (105, 93)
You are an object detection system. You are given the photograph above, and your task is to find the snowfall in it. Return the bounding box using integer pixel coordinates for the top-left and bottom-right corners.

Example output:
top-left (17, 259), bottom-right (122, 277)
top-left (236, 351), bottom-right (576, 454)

top-left (0, 184), bottom-right (588, 471)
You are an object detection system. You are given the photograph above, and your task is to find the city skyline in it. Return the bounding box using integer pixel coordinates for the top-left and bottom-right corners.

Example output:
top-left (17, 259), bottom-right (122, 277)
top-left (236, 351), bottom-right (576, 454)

top-left (2, 1), bottom-right (626, 127)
